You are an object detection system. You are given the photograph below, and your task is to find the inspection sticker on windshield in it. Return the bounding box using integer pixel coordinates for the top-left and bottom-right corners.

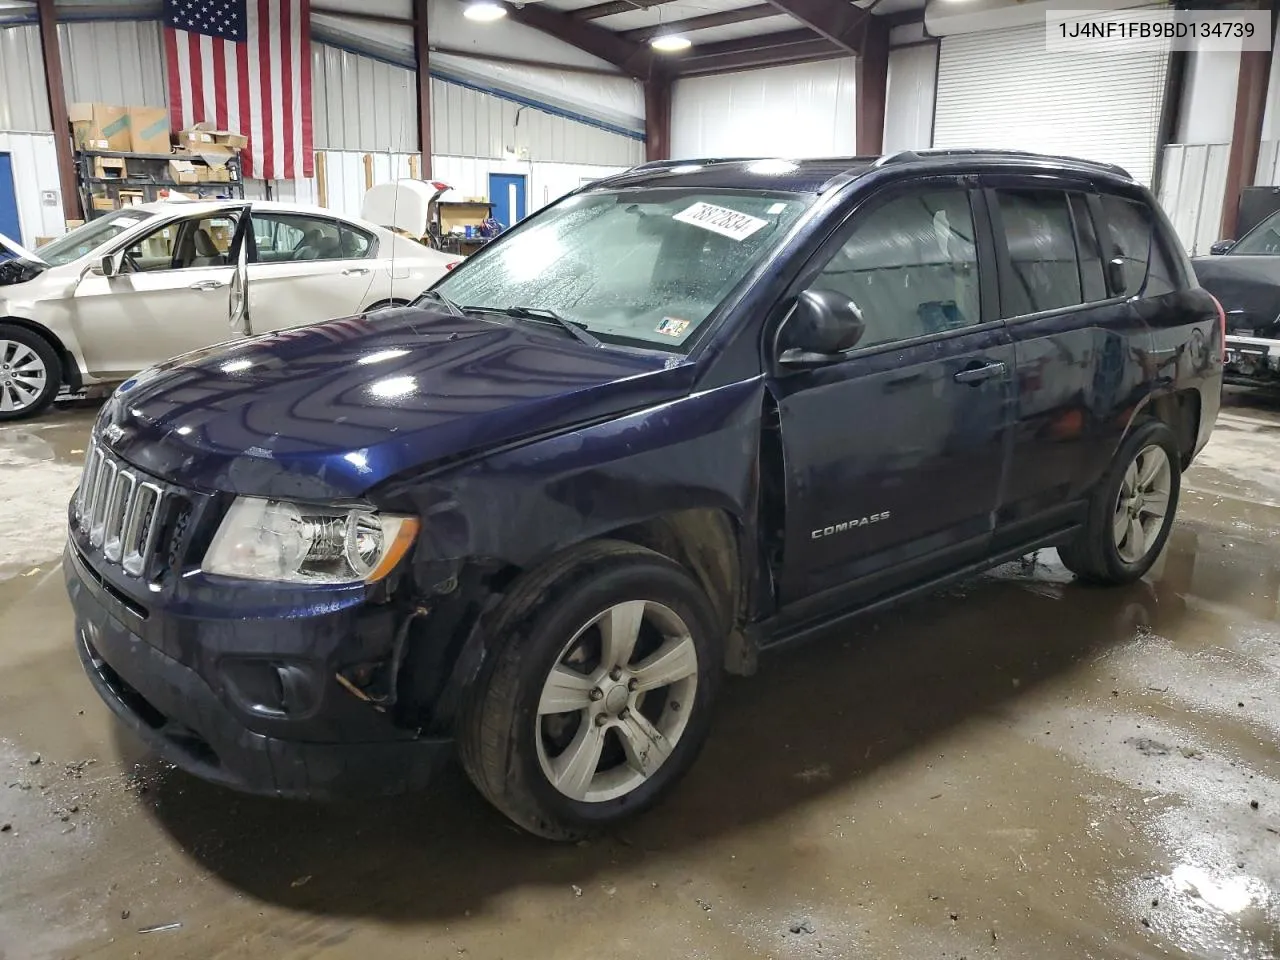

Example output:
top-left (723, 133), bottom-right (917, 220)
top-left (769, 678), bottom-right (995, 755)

top-left (673, 202), bottom-right (768, 241)
top-left (656, 317), bottom-right (690, 338)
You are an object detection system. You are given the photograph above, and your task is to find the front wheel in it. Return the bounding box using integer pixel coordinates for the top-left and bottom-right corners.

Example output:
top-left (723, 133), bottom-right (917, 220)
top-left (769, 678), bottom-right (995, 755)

top-left (1058, 419), bottom-right (1181, 584)
top-left (0, 324), bottom-right (61, 421)
top-left (459, 540), bottom-right (723, 840)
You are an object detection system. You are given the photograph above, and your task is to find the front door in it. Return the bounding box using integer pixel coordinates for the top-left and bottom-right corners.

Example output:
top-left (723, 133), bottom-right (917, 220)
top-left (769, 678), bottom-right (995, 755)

top-left (769, 182), bottom-right (1015, 609)
top-left (489, 173), bottom-right (527, 229)
top-left (68, 208), bottom-right (243, 378)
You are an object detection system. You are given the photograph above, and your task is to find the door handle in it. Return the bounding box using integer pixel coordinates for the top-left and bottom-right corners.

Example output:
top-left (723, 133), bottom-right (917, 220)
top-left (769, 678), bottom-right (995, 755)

top-left (953, 361), bottom-right (1006, 385)
top-left (189, 279), bottom-right (226, 291)
top-left (342, 267), bottom-right (371, 276)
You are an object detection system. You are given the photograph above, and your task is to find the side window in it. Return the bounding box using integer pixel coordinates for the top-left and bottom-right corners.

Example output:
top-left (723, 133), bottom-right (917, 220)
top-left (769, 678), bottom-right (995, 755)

top-left (250, 213), bottom-right (372, 262)
top-left (807, 188), bottom-right (981, 348)
top-left (121, 214), bottom-right (238, 272)
top-left (1099, 195), bottom-right (1178, 297)
top-left (338, 224), bottom-right (373, 259)
top-left (1069, 194), bottom-right (1107, 302)
top-left (995, 190), bottom-right (1081, 316)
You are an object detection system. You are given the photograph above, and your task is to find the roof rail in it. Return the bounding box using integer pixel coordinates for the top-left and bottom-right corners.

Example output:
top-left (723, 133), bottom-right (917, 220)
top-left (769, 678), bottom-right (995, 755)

top-left (627, 157), bottom-right (765, 172)
top-left (873, 148), bottom-right (1132, 179)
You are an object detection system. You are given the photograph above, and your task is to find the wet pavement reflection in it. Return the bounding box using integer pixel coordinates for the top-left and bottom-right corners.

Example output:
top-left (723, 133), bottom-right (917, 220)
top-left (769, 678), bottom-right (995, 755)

top-left (1, 391), bottom-right (1279, 959)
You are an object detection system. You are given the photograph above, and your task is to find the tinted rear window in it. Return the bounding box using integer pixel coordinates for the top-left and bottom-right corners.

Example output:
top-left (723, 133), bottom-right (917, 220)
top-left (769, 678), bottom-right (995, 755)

top-left (1099, 195), bottom-right (1179, 297)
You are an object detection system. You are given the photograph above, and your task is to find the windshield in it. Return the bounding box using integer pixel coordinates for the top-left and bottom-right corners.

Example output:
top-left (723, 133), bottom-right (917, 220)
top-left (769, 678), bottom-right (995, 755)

top-left (1229, 209), bottom-right (1280, 256)
top-left (39, 210), bottom-right (154, 266)
top-left (434, 188), bottom-right (812, 352)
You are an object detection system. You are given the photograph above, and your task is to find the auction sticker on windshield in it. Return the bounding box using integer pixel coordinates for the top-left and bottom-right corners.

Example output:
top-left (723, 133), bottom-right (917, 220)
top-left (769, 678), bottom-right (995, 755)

top-left (673, 202), bottom-right (769, 241)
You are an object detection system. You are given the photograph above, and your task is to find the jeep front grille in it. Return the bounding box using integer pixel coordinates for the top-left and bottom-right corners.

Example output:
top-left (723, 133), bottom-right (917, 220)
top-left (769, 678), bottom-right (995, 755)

top-left (74, 443), bottom-right (168, 578)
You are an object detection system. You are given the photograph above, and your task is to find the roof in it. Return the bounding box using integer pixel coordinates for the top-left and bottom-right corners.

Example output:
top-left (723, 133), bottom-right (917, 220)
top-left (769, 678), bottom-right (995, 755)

top-left (127, 198), bottom-right (370, 220)
top-left (590, 150), bottom-right (1136, 194)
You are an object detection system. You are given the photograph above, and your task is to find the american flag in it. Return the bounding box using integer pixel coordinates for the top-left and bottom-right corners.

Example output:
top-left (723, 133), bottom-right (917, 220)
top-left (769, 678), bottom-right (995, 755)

top-left (163, 0), bottom-right (313, 180)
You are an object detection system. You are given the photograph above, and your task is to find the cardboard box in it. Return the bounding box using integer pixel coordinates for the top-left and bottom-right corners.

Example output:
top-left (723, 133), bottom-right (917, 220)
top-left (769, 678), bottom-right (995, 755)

top-left (92, 156), bottom-right (127, 180)
top-left (33, 236), bottom-right (57, 248)
top-left (69, 102), bottom-right (130, 152)
top-left (128, 106), bottom-right (171, 154)
top-left (178, 122), bottom-right (245, 167)
top-left (118, 189), bottom-right (145, 207)
top-left (65, 219), bottom-right (85, 230)
top-left (91, 196), bottom-right (116, 212)
top-left (168, 158), bottom-right (200, 184)
top-left (207, 166), bottom-right (231, 183)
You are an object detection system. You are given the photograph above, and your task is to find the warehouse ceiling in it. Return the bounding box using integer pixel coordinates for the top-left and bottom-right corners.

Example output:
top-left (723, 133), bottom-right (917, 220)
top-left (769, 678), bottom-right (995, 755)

top-left (507, 0), bottom-right (926, 78)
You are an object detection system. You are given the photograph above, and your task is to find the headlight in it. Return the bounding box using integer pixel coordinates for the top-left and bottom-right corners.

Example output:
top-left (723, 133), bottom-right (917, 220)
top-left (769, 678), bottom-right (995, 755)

top-left (202, 497), bottom-right (419, 584)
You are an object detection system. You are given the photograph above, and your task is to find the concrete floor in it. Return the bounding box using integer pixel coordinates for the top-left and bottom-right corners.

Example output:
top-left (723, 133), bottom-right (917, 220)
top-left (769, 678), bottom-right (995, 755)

top-left (3, 393), bottom-right (1280, 960)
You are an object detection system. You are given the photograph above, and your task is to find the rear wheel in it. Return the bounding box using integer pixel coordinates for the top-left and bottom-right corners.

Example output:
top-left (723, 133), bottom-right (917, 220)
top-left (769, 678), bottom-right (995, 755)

top-left (1058, 419), bottom-right (1180, 584)
top-left (459, 540), bottom-right (722, 840)
top-left (0, 324), bottom-right (61, 421)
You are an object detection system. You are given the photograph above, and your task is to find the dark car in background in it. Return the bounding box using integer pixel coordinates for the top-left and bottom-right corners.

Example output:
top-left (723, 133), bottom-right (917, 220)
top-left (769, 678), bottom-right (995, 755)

top-left (1193, 208), bottom-right (1280, 387)
top-left (65, 150), bottom-right (1222, 840)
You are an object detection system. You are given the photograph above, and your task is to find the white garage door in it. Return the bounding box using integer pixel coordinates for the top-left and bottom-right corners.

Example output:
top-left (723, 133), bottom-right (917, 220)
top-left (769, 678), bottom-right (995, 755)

top-left (933, 9), bottom-right (1171, 185)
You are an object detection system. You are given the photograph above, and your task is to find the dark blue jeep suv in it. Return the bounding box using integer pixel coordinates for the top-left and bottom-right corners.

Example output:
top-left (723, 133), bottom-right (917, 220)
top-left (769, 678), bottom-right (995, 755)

top-left (65, 151), bottom-right (1223, 839)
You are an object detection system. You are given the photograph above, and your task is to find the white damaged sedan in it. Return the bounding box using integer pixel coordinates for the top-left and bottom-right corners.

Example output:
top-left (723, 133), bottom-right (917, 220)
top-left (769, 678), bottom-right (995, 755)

top-left (0, 199), bottom-right (460, 419)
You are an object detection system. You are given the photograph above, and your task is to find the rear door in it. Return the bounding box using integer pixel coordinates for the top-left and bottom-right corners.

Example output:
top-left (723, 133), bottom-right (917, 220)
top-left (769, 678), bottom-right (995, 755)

top-left (246, 210), bottom-right (377, 332)
top-left (985, 179), bottom-right (1156, 549)
top-left (68, 207), bottom-right (244, 378)
top-left (768, 179), bottom-right (1016, 611)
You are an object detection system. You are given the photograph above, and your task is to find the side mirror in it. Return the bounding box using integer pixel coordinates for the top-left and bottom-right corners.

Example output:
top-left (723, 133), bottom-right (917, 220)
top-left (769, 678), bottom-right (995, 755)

top-left (92, 252), bottom-right (122, 278)
top-left (1209, 239), bottom-right (1235, 255)
top-left (778, 288), bottom-right (865, 368)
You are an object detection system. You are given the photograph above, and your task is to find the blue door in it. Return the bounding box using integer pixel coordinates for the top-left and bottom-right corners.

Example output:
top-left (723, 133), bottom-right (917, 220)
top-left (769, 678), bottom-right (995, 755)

top-left (488, 173), bottom-right (527, 229)
top-left (0, 154), bottom-right (21, 243)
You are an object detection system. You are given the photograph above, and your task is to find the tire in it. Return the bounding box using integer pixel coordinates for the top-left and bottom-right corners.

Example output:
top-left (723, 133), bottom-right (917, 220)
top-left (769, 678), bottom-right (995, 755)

top-left (0, 324), bottom-right (61, 421)
top-left (1057, 419), bottom-right (1181, 585)
top-left (459, 539), bottom-right (723, 840)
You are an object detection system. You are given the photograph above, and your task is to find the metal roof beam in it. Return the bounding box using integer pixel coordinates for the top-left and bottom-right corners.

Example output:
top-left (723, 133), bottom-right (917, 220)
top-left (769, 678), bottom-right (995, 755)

top-left (621, 5), bottom-right (779, 42)
top-left (760, 0), bottom-right (870, 52)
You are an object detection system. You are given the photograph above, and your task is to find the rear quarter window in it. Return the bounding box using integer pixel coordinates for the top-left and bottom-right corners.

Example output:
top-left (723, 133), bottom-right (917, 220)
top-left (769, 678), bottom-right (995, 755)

top-left (1099, 195), bottom-right (1180, 297)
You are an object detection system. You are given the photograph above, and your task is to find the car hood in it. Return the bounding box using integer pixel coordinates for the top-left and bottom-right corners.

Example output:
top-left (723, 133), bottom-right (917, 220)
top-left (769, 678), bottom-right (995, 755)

top-left (99, 307), bottom-right (695, 500)
top-left (1192, 255), bottom-right (1280, 336)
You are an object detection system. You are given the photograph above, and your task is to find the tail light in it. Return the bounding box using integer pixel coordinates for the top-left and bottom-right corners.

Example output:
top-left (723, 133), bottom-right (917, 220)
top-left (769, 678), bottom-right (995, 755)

top-left (1210, 294), bottom-right (1226, 361)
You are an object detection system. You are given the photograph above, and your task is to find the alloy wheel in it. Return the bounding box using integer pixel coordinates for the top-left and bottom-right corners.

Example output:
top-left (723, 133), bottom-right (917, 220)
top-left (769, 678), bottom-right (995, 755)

top-left (1113, 444), bottom-right (1172, 564)
top-left (0, 340), bottom-right (47, 414)
top-left (535, 600), bottom-right (699, 803)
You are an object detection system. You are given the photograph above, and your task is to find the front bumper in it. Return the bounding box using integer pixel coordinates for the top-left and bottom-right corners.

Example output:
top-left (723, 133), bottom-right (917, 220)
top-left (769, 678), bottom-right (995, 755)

top-left (66, 542), bottom-right (452, 800)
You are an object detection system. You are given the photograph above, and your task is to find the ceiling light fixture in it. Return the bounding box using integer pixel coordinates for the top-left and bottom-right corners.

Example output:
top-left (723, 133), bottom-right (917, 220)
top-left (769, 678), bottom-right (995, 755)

top-left (464, 1), bottom-right (507, 21)
top-left (650, 34), bottom-right (692, 52)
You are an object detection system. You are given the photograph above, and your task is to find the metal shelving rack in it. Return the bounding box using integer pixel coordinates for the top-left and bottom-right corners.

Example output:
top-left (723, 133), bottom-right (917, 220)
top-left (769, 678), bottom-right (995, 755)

top-left (75, 150), bottom-right (245, 219)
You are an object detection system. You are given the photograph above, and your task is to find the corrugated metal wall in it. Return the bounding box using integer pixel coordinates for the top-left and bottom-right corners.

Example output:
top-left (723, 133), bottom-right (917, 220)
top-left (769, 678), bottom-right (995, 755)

top-left (0, 25), bottom-right (51, 132)
top-left (59, 20), bottom-right (167, 107)
top-left (1158, 142), bottom-right (1230, 256)
top-left (671, 60), bottom-right (857, 158)
top-left (312, 43), bottom-right (419, 153)
top-left (311, 43), bottom-right (642, 167)
top-left (0, 132), bottom-right (64, 244)
top-left (431, 78), bottom-right (642, 167)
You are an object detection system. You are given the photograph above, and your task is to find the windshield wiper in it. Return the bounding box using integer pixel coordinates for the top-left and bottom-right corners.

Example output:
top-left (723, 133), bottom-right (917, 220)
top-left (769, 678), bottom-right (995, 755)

top-left (416, 289), bottom-right (465, 318)
top-left (498, 305), bottom-right (602, 349)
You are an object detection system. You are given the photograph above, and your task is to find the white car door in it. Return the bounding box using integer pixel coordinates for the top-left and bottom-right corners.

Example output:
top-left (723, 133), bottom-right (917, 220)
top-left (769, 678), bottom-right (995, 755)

top-left (246, 211), bottom-right (377, 333)
top-left (67, 208), bottom-right (244, 379)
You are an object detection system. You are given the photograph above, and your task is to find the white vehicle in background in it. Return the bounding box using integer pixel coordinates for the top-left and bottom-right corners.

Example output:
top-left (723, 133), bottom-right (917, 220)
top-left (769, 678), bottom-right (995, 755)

top-left (0, 200), bottom-right (461, 420)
